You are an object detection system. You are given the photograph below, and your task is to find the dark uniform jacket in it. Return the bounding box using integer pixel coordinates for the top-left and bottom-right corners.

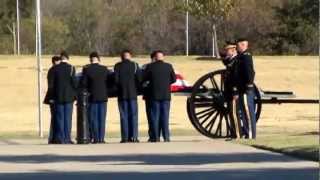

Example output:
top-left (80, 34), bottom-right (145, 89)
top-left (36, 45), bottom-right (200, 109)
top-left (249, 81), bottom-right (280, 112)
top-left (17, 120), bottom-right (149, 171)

top-left (223, 55), bottom-right (239, 99)
top-left (44, 66), bottom-right (55, 104)
top-left (237, 50), bottom-right (255, 92)
top-left (114, 59), bottom-right (142, 100)
top-left (48, 62), bottom-right (77, 104)
top-left (143, 60), bottom-right (176, 101)
top-left (81, 63), bottom-right (110, 102)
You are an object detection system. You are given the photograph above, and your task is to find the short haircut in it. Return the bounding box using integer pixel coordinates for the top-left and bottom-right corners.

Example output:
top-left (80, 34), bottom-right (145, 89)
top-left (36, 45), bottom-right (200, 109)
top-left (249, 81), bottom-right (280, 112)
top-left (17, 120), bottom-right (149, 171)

top-left (89, 51), bottom-right (100, 60)
top-left (150, 51), bottom-right (157, 59)
top-left (121, 49), bottom-right (132, 60)
top-left (51, 56), bottom-right (61, 64)
top-left (155, 50), bottom-right (165, 56)
top-left (60, 50), bottom-right (69, 60)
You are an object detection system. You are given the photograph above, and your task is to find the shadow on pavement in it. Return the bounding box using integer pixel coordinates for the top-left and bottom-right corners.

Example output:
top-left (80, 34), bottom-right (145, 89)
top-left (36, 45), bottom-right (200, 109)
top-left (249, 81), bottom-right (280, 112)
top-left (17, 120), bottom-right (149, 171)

top-left (0, 168), bottom-right (317, 180)
top-left (0, 152), bottom-right (309, 165)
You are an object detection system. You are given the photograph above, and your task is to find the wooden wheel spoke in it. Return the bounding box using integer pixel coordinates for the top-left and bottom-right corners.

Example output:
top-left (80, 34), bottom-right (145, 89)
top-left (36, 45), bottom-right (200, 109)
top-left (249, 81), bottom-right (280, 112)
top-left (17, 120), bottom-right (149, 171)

top-left (197, 109), bottom-right (215, 120)
top-left (196, 107), bottom-right (214, 116)
top-left (194, 97), bottom-right (213, 103)
top-left (214, 114), bottom-right (223, 136)
top-left (194, 102), bottom-right (214, 108)
top-left (200, 110), bottom-right (216, 126)
top-left (210, 76), bottom-right (219, 90)
top-left (205, 111), bottom-right (219, 132)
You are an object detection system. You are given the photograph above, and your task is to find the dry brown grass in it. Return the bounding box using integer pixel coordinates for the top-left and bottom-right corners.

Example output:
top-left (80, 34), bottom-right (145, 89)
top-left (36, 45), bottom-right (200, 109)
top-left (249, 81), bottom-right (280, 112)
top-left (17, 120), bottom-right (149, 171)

top-left (0, 55), bottom-right (318, 141)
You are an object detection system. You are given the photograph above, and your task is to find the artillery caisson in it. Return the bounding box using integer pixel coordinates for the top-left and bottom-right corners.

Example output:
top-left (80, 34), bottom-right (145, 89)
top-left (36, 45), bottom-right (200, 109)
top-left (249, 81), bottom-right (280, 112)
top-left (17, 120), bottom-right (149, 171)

top-left (185, 69), bottom-right (318, 139)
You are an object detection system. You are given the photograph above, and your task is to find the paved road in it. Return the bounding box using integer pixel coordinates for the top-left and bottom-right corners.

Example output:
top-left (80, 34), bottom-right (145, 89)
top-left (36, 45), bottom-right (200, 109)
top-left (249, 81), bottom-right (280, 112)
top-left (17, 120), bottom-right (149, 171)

top-left (0, 137), bottom-right (317, 180)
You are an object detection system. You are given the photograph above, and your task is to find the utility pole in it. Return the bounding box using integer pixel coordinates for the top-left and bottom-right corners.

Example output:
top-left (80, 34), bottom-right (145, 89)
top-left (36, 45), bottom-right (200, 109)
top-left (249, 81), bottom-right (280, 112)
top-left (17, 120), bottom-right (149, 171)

top-left (185, 0), bottom-right (189, 56)
top-left (16, 0), bottom-right (20, 55)
top-left (35, 0), bottom-right (43, 138)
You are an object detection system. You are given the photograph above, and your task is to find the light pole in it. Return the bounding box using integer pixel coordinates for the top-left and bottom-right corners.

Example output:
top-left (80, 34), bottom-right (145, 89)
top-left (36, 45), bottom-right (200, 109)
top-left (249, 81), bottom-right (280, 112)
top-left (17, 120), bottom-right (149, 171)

top-left (16, 0), bottom-right (20, 55)
top-left (35, 0), bottom-right (43, 138)
top-left (185, 0), bottom-right (189, 56)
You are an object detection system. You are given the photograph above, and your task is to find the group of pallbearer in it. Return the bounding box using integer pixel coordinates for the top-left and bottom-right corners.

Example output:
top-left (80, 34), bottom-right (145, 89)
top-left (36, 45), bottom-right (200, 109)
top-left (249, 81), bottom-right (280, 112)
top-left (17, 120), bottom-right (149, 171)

top-left (222, 39), bottom-right (257, 139)
top-left (44, 38), bottom-right (257, 144)
top-left (44, 50), bottom-right (176, 144)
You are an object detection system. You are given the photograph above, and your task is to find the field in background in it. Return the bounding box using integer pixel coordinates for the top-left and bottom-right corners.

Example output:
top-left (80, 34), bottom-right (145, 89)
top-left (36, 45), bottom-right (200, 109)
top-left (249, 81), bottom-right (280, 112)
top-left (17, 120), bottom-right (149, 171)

top-left (0, 55), bottom-right (318, 160)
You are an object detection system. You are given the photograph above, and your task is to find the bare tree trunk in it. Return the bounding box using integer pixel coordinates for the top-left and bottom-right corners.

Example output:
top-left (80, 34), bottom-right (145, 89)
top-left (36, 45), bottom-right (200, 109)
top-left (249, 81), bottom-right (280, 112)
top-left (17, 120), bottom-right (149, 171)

top-left (212, 24), bottom-right (216, 57)
top-left (213, 24), bottom-right (220, 58)
top-left (7, 23), bottom-right (17, 55)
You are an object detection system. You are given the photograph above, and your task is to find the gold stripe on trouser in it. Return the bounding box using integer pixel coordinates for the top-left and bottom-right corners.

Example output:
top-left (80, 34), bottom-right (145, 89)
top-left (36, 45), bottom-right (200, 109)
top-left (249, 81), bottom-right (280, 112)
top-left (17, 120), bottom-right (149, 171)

top-left (243, 94), bottom-right (253, 139)
top-left (232, 99), bottom-right (240, 138)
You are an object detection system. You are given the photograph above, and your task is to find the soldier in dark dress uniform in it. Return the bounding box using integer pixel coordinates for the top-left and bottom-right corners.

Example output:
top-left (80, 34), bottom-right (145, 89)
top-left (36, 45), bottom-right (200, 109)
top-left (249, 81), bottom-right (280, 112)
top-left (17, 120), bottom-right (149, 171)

top-left (236, 38), bottom-right (256, 139)
top-left (114, 50), bottom-right (142, 143)
top-left (142, 51), bottom-right (156, 142)
top-left (222, 42), bottom-right (242, 139)
top-left (44, 56), bottom-right (61, 144)
top-left (143, 51), bottom-right (176, 142)
top-left (48, 51), bottom-right (77, 144)
top-left (80, 52), bottom-right (110, 144)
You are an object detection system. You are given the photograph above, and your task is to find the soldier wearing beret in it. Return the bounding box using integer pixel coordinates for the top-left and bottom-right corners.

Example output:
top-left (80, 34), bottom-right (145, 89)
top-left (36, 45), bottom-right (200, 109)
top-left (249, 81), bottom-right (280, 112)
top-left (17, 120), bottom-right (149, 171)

top-left (236, 38), bottom-right (256, 139)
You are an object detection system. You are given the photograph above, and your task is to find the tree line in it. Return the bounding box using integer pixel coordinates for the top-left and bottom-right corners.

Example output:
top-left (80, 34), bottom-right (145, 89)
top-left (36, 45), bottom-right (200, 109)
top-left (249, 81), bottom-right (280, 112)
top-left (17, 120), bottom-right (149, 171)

top-left (0, 0), bottom-right (318, 56)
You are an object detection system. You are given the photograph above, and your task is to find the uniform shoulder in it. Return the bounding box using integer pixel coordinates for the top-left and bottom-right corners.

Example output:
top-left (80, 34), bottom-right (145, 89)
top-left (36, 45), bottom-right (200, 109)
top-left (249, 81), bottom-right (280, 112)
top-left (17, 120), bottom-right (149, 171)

top-left (243, 51), bottom-right (252, 56)
top-left (114, 61), bottom-right (122, 66)
top-left (164, 61), bottom-right (173, 68)
top-left (83, 64), bottom-right (91, 69)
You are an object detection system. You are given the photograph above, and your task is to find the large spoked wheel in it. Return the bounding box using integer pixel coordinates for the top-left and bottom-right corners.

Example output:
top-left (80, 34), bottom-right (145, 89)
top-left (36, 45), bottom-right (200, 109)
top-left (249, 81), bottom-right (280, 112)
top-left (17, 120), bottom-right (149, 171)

top-left (187, 70), bottom-right (262, 139)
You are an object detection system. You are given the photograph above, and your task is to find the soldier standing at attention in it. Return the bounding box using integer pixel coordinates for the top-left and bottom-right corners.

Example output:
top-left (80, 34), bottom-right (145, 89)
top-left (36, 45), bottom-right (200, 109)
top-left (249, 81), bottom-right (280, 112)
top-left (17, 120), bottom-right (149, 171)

top-left (114, 50), bottom-right (142, 143)
top-left (49, 51), bottom-right (77, 144)
top-left (142, 51), bottom-right (156, 142)
top-left (143, 51), bottom-right (176, 142)
top-left (81, 52), bottom-right (109, 144)
top-left (236, 38), bottom-right (256, 139)
top-left (44, 56), bottom-right (61, 144)
top-left (222, 42), bottom-right (242, 139)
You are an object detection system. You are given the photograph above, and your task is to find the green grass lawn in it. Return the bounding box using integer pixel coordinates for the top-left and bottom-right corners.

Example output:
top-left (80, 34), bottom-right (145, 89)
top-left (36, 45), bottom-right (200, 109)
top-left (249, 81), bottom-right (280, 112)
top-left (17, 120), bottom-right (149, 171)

top-left (237, 133), bottom-right (319, 161)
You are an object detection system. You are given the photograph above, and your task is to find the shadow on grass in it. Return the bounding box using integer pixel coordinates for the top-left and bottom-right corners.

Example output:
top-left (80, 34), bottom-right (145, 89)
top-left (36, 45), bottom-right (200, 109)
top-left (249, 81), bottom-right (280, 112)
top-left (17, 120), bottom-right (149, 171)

top-left (195, 56), bottom-right (221, 61)
top-left (250, 144), bottom-right (319, 162)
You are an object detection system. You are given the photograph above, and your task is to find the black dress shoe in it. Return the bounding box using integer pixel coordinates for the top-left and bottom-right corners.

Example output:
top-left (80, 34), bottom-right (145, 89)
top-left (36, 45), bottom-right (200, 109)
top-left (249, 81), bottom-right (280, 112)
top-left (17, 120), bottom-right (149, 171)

top-left (164, 139), bottom-right (170, 142)
top-left (148, 139), bottom-right (159, 143)
top-left (131, 139), bottom-right (140, 143)
top-left (120, 140), bottom-right (129, 143)
top-left (68, 141), bottom-right (75, 144)
top-left (99, 141), bottom-right (106, 144)
top-left (92, 140), bottom-right (99, 144)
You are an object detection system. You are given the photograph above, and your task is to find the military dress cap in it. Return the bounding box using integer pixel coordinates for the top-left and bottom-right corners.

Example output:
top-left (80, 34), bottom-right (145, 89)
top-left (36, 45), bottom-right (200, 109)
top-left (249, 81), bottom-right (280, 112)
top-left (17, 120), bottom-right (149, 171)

top-left (236, 38), bottom-right (249, 43)
top-left (224, 41), bottom-right (237, 49)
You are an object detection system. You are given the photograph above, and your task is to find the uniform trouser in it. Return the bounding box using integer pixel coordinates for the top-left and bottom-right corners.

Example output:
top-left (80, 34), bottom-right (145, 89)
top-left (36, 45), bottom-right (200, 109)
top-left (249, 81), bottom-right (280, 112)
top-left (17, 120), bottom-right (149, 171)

top-left (150, 100), bottom-right (171, 141)
top-left (54, 103), bottom-right (73, 143)
top-left (88, 102), bottom-right (107, 142)
top-left (48, 104), bottom-right (55, 143)
top-left (145, 99), bottom-right (153, 140)
top-left (118, 100), bottom-right (138, 141)
top-left (229, 99), bottom-right (242, 139)
top-left (239, 89), bottom-right (256, 139)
